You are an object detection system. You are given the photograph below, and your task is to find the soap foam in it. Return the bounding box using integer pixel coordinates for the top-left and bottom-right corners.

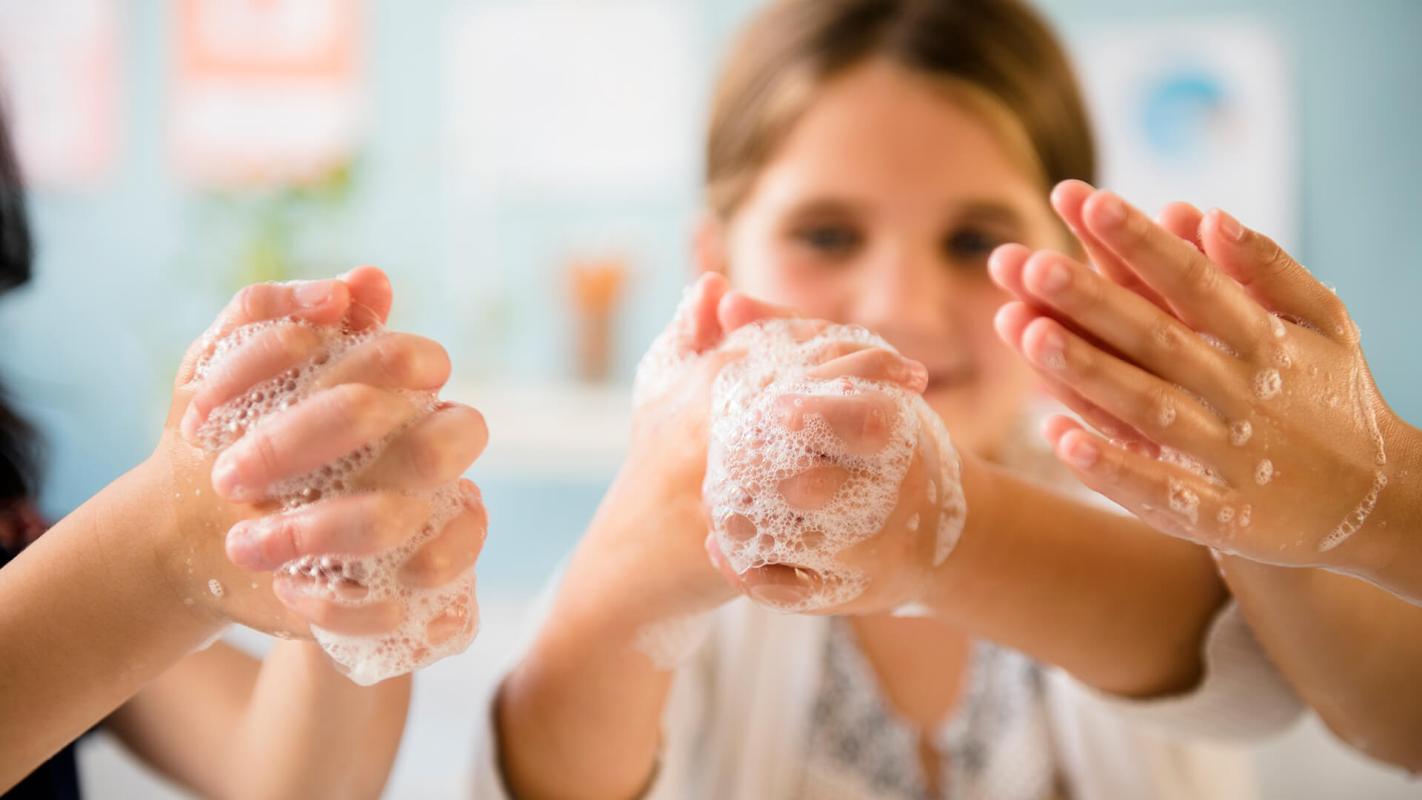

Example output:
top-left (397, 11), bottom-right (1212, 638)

top-left (195, 320), bottom-right (479, 685)
top-left (636, 315), bottom-right (966, 615)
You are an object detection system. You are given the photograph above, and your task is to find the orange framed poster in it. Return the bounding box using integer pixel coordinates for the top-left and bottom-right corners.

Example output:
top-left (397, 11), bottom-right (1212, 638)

top-left (171, 0), bottom-right (364, 187)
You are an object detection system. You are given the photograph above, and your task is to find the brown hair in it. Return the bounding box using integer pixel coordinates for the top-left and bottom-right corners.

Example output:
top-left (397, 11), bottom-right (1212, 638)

top-left (705, 0), bottom-right (1096, 218)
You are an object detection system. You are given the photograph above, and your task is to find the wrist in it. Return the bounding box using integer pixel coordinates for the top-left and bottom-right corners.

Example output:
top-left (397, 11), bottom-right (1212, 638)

top-left (918, 451), bottom-right (1001, 621)
top-left (1337, 418), bottom-right (1422, 594)
top-left (128, 448), bottom-right (231, 634)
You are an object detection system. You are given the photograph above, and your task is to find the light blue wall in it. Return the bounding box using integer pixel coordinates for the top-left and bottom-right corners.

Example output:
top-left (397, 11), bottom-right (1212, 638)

top-left (2, 0), bottom-right (1418, 546)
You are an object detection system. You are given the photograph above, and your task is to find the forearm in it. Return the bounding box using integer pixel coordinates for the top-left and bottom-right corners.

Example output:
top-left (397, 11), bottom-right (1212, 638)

top-left (1221, 556), bottom-right (1422, 770)
top-left (496, 482), bottom-right (702, 800)
top-left (924, 457), bottom-right (1228, 698)
top-left (0, 462), bottom-right (221, 789)
top-left (229, 641), bottom-right (411, 799)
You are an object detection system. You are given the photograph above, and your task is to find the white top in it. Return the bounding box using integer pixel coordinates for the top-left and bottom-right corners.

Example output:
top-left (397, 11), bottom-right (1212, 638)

top-left (473, 409), bottom-right (1304, 798)
top-left (472, 592), bottom-right (1301, 799)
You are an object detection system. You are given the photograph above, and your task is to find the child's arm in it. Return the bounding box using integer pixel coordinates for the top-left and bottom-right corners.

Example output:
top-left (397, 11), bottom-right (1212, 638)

top-left (106, 641), bottom-right (410, 800)
top-left (496, 276), bottom-right (1261, 800)
top-left (0, 269), bottom-right (487, 790)
top-left (989, 180), bottom-right (1422, 768)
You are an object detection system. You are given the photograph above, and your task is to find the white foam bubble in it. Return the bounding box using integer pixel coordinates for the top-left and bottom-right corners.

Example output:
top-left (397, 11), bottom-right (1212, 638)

top-left (1198, 332), bottom-right (1239, 357)
top-left (1229, 420), bottom-right (1253, 446)
top-left (1157, 403), bottom-right (1176, 428)
top-left (1253, 368), bottom-right (1282, 400)
top-left (1270, 316), bottom-right (1287, 339)
top-left (1217, 506), bottom-right (1235, 524)
top-left (195, 321), bottom-right (479, 685)
top-left (1319, 470), bottom-right (1388, 553)
top-left (685, 319), bottom-right (966, 613)
top-left (1167, 478), bottom-right (1200, 525)
top-left (207, 578), bottom-right (224, 598)
top-left (1254, 459), bottom-right (1274, 486)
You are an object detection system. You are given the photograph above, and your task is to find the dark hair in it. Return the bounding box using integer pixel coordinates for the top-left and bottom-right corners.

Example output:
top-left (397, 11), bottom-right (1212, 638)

top-left (705, 0), bottom-right (1096, 218)
top-left (0, 98), bottom-right (40, 503)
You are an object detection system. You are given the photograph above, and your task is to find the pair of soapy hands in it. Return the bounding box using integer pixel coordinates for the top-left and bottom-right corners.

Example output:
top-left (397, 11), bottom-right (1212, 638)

top-left (617, 181), bottom-right (1416, 625)
top-left (152, 266), bottom-right (489, 642)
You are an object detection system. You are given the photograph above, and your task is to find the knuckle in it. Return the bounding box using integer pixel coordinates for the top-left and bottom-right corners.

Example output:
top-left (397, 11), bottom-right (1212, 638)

top-left (237, 284), bottom-right (271, 322)
top-left (1147, 317), bottom-right (1187, 358)
top-left (1182, 253), bottom-right (1220, 296)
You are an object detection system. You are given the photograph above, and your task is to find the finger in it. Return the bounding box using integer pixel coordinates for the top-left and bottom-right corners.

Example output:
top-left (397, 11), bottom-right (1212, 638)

top-left (777, 464), bottom-right (850, 511)
top-left (1045, 418), bottom-right (1241, 549)
top-left (987, 243), bottom-right (1035, 298)
top-left (1051, 180), bottom-right (1170, 310)
top-left (226, 491), bottom-right (433, 571)
top-left (717, 289), bottom-right (798, 333)
top-left (1157, 202), bottom-right (1204, 251)
top-left (358, 403), bottom-right (489, 492)
top-left (341, 265), bottom-right (394, 331)
top-left (1019, 316), bottom-right (1237, 471)
top-left (273, 576), bottom-right (403, 636)
top-left (996, 302), bottom-right (1154, 451)
top-left (773, 391), bottom-right (900, 457)
top-left (1082, 190), bottom-right (1272, 351)
top-left (735, 563), bottom-right (823, 611)
top-left (807, 347), bottom-right (928, 392)
top-left (1017, 249), bottom-right (1239, 397)
top-left (181, 321), bottom-right (327, 440)
top-left (399, 501), bottom-right (488, 589)
top-left (212, 384), bottom-right (415, 502)
top-left (177, 279), bottom-right (352, 385)
top-left (1199, 209), bottom-right (1353, 341)
top-left (306, 333), bottom-right (452, 394)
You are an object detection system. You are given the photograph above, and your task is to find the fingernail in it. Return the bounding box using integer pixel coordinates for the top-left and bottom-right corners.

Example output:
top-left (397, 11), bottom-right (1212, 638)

top-left (1095, 193), bottom-right (1126, 227)
top-left (1037, 329), bottom-right (1067, 371)
top-left (1215, 209), bottom-right (1245, 242)
top-left (1038, 260), bottom-right (1071, 295)
top-left (225, 522), bottom-right (260, 567)
top-left (901, 359), bottom-right (929, 390)
top-left (1065, 437), bottom-right (1099, 469)
top-left (211, 455), bottom-right (253, 501)
top-left (749, 583), bottom-right (811, 611)
top-left (294, 281), bottom-right (334, 308)
top-left (180, 404), bottom-right (201, 440)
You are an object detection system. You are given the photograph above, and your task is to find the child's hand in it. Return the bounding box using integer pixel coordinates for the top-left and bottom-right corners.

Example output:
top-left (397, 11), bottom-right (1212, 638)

top-left (700, 321), bottom-right (959, 616)
top-left (988, 181), bottom-right (1421, 577)
top-left (149, 268), bottom-right (488, 642)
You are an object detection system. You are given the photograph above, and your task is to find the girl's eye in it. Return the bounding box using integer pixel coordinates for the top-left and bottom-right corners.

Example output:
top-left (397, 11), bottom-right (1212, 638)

top-left (792, 224), bottom-right (862, 258)
top-left (943, 228), bottom-right (1005, 265)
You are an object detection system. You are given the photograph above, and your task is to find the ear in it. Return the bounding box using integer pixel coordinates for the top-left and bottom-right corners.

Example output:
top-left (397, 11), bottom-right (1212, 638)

top-left (692, 211), bottom-right (729, 277)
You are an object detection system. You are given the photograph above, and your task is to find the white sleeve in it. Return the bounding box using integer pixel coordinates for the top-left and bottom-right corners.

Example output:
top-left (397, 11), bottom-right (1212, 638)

top-left (1078, 601), bottom-right (1304, 740)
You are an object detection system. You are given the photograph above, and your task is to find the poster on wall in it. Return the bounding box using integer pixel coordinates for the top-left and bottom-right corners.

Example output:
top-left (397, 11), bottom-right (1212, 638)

top-left (0, 0), bottom-right (119, 188)
top-left (1071, 18), bottom-right (1296, 248)
top-left (171, 0), bottom-right (364, 187)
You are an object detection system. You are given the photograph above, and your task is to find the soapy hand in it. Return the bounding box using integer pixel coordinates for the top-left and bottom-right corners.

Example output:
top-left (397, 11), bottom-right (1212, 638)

top-left (989, 180), bottom-right (1421, 580)
top-left (700, 318), bottom-right (965, 615)
top-left (150, 267), bottom-right (489, 683)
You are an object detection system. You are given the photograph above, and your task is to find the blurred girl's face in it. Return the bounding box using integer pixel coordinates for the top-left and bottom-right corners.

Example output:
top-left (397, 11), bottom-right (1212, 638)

top-left (709, 59), bottom-right (1069, 457)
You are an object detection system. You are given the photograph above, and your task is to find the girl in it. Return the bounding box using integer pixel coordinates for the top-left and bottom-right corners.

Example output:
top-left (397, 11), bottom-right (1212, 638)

top-left (481, 1), bottom-right (1301, 799)
top-left (0, 100), bottom-right (489, 795)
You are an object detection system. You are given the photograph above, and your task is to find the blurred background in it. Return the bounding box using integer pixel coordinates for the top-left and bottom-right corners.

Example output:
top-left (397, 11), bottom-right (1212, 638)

top-left (0, 0), bottom-right (1418, 797)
